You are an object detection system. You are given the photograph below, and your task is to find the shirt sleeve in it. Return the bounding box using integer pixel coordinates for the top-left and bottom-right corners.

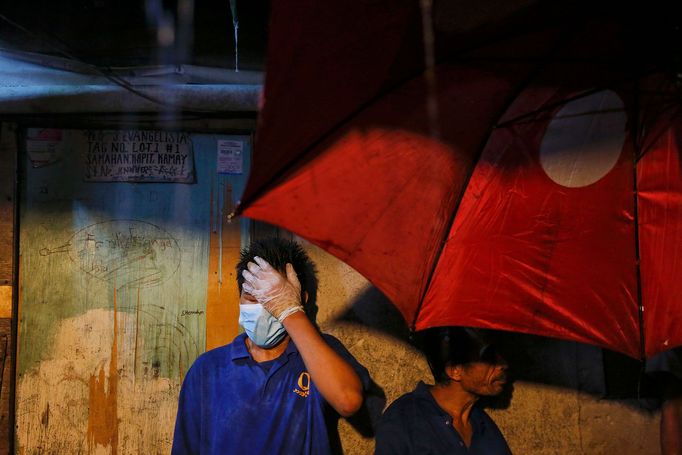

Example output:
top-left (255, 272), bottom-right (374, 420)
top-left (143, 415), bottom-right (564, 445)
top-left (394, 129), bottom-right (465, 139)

top-left (646, 348), bottom-right (682, 379)
top-left (172, 361), bottom-right (202, 455)
top-left (322, 333), bottom-right (371, 391)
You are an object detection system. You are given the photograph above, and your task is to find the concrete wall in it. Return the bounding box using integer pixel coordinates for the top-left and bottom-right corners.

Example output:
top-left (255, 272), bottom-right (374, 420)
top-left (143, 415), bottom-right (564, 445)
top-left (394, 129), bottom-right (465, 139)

top-left (304, 239), bottom-right (662, 455)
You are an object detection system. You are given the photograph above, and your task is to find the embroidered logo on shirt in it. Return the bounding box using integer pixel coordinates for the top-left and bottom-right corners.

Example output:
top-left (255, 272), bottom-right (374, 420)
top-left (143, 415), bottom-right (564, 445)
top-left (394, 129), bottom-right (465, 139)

top-left (293, 372), bottom-right (311, 398)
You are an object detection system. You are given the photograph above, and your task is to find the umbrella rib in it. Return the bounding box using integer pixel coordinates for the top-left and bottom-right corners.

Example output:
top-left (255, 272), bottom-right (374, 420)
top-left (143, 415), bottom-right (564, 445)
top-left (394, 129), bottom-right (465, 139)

top-left (635, 76), bottom-right (682, 162)
top-left (495, 67), bottom-right (673, 131)
top-left (494, 87), bottom-right (609, 129)
top-left (410, 24), bottom-right (579, 331)
top-left (636, 104), bottom-right (682, 163)
top-left (632, 77), bottom-right (647, 363)
top-left (631, 76), bottom-right (682, 360)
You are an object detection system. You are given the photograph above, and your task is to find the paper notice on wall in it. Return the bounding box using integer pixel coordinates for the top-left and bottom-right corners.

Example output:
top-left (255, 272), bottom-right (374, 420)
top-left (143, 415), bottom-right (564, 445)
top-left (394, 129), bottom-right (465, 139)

top-left (26, 128), bottom-right (64, 168)
top-left (217, 140), bottom-right (244, 174)
top-left (83, 130), bottom-right (195, 183)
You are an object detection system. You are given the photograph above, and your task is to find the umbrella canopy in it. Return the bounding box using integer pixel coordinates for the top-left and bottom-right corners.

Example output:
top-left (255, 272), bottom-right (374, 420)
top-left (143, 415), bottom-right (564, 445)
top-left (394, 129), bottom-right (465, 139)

top-left (235, 0), bottom-right (682, 359)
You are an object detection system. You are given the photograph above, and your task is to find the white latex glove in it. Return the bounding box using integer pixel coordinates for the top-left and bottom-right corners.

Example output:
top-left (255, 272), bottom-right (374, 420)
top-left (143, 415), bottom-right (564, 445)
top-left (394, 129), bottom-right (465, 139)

top-left (241, 256), bottom-right (305, 321)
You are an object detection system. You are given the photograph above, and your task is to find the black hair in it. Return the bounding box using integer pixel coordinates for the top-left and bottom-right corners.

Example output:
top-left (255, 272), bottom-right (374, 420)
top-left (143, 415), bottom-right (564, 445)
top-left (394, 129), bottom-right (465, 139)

top-left (415, 326), bottom-right (500, 384)
top-left (236, 237), bottom-right (319, 322)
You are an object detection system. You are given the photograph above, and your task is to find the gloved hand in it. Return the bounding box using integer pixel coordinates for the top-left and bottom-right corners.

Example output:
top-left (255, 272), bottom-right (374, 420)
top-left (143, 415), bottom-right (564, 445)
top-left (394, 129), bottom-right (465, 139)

top-left (241, 256), bottom-right (305, 322)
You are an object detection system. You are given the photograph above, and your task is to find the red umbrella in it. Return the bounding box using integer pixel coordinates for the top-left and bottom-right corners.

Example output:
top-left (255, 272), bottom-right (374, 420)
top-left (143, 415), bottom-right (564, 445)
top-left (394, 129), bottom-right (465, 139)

top-left (234, 0), bottom-right (682, 359)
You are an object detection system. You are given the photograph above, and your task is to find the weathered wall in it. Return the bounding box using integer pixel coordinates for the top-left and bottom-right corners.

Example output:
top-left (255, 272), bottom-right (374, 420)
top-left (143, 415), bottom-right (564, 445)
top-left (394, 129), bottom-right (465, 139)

top-left (0, 123), bottom-right (16, 454)
top-left (15, 128), bottom-right (251, 455)
top-left (305, 239), bottom-right (661, 455)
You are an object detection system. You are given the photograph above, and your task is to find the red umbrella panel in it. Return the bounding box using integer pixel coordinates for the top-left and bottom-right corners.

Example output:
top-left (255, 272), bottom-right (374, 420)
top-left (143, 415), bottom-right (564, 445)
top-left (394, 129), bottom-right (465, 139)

top-left (236, 0), bottom-right (682, 359)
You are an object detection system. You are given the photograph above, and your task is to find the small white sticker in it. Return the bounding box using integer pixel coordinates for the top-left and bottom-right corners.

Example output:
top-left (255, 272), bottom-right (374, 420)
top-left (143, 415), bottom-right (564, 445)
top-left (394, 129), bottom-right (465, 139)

top-left (217, 140), bottom-right (244, 174)
top-left (26, 128), bottom-right (63, 167)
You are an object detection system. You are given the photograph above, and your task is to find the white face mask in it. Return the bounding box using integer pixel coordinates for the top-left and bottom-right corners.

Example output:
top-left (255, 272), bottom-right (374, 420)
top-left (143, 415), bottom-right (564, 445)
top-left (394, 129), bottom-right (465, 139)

top-left (238, 304), bottom-right (288, 348)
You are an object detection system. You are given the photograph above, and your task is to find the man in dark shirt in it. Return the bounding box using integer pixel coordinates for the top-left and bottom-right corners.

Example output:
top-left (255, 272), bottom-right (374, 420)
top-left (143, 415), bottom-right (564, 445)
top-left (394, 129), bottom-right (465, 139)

top-left (375, 327), bottom-right (511, 454)
top-left (172, 238), bottom-right (369, 454)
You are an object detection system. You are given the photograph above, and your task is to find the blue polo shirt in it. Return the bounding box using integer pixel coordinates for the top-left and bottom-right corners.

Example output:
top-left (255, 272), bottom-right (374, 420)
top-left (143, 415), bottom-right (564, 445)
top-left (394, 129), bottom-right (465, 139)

top-left (172, 333), bottom-right (370, 455)
top-left (375, 381), bottom-right (512, 455)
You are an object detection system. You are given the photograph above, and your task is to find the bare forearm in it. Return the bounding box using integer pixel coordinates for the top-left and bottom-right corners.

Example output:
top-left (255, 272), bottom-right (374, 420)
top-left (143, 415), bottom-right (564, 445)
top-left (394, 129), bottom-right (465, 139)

top-left (282, 312), bottom-right (363, 416)
top-left (661, 396), bottom-right (682, 455)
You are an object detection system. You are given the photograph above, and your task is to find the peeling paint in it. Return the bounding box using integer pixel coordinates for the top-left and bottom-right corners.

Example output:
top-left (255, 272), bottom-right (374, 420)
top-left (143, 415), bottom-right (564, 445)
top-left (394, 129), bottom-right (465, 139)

top-left (17, 309), bottom-right (178, 454)
top-left (0, 285), bottom-right (12, 318)
top-left (40, 403), bottom-right (49, 428)
top-left (87, 288), bottom-right (119, 454)
top-left (87, 365), bottom-right (118, 453)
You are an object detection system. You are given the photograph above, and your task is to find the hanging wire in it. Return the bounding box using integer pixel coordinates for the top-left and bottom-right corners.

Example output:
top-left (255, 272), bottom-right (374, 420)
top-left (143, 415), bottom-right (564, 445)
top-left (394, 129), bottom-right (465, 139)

top-left (229, 0), bottom-right (239, 72)
top-left (0, 11), bottom-right (242, 114)
top-left (419, 0), bottom-right (439, 140)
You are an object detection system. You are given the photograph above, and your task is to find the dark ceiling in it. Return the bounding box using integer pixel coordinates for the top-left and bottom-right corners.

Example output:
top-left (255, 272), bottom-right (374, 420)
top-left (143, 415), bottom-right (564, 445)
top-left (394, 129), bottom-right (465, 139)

top-left (0, 0), bottom-right (269, 70)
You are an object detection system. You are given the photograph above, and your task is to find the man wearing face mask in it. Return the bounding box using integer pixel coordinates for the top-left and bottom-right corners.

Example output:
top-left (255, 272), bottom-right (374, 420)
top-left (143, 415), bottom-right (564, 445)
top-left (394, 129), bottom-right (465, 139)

top-left (172, 237), bottom-right (369, 455)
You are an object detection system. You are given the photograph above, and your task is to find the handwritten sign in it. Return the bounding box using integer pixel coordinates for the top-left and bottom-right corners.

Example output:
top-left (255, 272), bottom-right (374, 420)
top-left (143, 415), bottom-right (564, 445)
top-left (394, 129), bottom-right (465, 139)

top-left (83, 130), bottom-right (195, 183)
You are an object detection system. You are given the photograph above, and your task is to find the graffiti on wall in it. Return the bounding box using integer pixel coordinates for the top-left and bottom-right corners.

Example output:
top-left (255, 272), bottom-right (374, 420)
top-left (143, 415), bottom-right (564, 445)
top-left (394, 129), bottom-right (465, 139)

top-left (40, 219), bottom-right (181, 288)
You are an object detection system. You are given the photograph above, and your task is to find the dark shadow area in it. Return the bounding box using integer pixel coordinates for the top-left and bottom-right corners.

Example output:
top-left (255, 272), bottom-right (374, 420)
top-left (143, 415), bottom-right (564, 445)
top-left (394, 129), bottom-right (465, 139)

top-left (347, 379), bottom-right (387, 437)
top-left (493, 330), bottom-right (599, 393)
top-left (335, 285), bottom-right (668, 415)
top-left (479, 380), bottom-right (515, 410)
top-left (327, 379), bottom-right (386, 455)
top-left (602, 349), bottom-right (657, 400)
top-left (335, 286), bottom-right (412, 345)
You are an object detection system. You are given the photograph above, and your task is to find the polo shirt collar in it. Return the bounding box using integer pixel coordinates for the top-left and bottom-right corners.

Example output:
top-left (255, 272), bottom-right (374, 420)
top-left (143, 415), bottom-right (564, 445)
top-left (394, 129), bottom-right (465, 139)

top-left (229, 332), bottom-right (299, 362)
top-left (414, 381), bottom-right (445, 414)
top-left (414, 381), bottom-right (490, 434)
top-left (230, 333), bottom-right (250, 360)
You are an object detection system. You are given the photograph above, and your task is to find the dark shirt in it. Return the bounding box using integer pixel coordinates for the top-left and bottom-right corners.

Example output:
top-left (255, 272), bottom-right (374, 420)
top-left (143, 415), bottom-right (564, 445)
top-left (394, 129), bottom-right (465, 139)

top-left (172, 333), bottom-right (370, 455)
top-left (375, 381), bottom-right (512, 455)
